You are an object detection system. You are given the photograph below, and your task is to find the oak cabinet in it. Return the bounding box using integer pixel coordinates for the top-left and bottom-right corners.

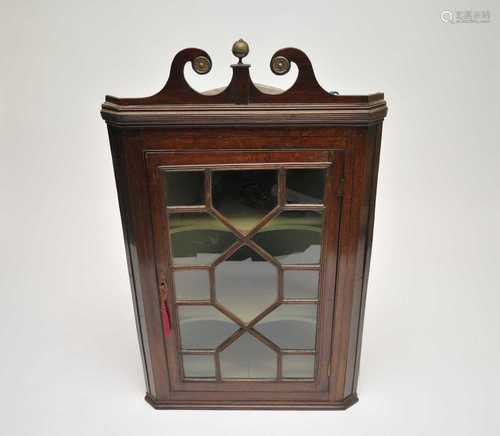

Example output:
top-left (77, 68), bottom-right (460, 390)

top-left (101, 40), bottom-right (387, 410)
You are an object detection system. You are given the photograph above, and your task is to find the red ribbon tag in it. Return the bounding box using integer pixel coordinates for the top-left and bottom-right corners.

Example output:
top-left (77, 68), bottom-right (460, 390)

top-left (161, 301), bottom-right (171, 337)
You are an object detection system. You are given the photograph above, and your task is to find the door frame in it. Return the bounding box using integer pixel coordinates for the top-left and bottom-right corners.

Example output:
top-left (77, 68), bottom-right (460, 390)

top-left (145, 149), bottom-right (344, 402)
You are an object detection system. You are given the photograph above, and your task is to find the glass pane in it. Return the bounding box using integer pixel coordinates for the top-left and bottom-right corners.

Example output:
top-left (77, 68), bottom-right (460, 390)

top-left (212, 170), bottom-right (278, 232)
top-left (183, 354), bottom-right (215, 378)
top-left (174, 270), bottom-right (210, 301)
top-left (163, 171), bottom-right (204, 206)
top-left (284, 270), bottom-right (319, 300)
top-left (178, 306), bottom-right (238, 349)
top-left (169, 212), bottom-right (236, 265)
top-left (282, 355), bottom-right (315, 378)
top-left (286, 169), bottom-right (326, 204)
top-left (252, 211), bottom-right (323, 264)
top-left (220, 333), bottom-right (277, 379)
top-left (255, 304), bottom-right (317, 349)
top-left (215, 246), bottom-right (277, 322)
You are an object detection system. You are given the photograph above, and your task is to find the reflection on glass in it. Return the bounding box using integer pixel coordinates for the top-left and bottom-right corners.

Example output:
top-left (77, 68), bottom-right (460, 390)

top-left (174, 270), bottom-right (210, 301)
top-left (178, 306), bottom-right (238, 349)
top-left (286, 169), bottom-right (326, 204)
top-left (255, 304), bottom-right (317, 349)
top-left (220, 333), bottom-right (277, 379)
top-left (282, 354), bottom-right (315, 378)
top-left (169, 213), bottom-right (236, 265)
top-left (163, 171), bottom-right (205, 206)
top-left (252, 211), bottom-right (323, 264)
top-left (183, 354), bottom-right (215, 378)
top-left (215, 246), bottom-right (277, 322)
top-left (284, 270), bottom-right (319, 300)
top-left (212, 170), bottom-right (278, 232)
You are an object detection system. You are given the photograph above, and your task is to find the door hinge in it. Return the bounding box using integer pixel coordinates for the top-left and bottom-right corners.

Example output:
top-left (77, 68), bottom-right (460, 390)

top-left (328, 363), bottom-right (331, 377)
top-left (337, 177), bottom-right (345, 197)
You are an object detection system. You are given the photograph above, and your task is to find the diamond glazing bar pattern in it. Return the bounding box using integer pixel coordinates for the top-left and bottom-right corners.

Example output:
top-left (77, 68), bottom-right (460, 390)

top-left (162, 165), bottom-right (327, 381)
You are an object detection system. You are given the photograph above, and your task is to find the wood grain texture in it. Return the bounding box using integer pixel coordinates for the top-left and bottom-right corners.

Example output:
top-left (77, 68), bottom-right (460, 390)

top-left (103, 46), bottom-right (383, 107)
top-left (145, 393), bottom-right (359, 410)
top-left (145, 150), bottom-right (342, 399)
top-left (102, 43), bottom-right (387, 410)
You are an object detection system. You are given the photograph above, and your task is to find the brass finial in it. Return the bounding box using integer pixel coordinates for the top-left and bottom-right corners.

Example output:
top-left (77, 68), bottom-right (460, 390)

top-left (232, 39), bottom-right (249, 63)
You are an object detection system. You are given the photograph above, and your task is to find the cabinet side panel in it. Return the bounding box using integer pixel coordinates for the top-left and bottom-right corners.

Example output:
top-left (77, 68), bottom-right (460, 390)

top-left (330, 125), bottom-right (382, 401)
top-left (350, 123), bottom-right (383, 393)
top-left (122, 131), bottom-right (172, 399)
top-left (108, 127), bottom-right (153, 394)
top-left (342, 123), bottom-right (383, 396)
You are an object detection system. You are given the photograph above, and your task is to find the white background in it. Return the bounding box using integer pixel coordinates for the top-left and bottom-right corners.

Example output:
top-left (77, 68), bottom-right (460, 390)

top-left (1, 1), bottom-right (499, 435)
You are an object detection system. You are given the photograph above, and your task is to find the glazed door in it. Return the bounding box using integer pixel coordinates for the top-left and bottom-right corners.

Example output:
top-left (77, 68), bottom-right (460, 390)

top-left (146, 149), bottom-right (343, 401)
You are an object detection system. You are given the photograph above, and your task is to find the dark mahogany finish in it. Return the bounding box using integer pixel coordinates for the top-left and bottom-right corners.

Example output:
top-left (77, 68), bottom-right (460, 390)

top-left (101, 41), bottom-right (387, 410)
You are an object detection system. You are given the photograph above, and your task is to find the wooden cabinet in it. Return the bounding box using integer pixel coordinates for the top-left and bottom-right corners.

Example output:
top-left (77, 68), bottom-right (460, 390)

top-left (101, 40), bottom-right (387, 410)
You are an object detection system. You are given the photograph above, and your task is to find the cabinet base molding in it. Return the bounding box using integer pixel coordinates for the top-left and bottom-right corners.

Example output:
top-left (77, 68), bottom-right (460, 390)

top-left (145, 393), bottom-right (359, 410)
